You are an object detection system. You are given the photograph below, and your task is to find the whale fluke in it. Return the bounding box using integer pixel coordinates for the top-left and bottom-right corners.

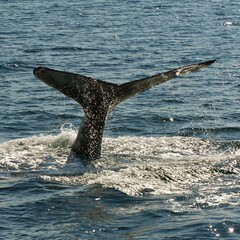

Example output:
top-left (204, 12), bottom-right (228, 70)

top-left (33, 59), bottom-right (215, 161)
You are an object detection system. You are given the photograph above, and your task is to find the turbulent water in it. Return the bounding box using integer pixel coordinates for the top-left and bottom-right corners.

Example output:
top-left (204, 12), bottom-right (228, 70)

top-left (1, 0), bottom-right (240, 239)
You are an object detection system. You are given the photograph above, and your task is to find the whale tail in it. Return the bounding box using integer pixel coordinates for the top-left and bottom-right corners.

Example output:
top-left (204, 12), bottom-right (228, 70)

top-left (33, 60), bottom-right (215, 161)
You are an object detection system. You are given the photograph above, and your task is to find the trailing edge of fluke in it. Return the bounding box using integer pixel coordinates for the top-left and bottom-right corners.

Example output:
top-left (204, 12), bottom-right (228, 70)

top-left (33, 59), bottom-right (216, 162)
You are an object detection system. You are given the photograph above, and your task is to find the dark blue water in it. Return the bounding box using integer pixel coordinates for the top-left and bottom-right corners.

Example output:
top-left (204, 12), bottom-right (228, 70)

top-left (1, 1), bottom-right (240, 239)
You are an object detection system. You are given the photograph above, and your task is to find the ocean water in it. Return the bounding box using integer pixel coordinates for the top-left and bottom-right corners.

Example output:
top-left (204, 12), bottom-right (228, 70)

top-left (0, 0), bottom-right (240, 239)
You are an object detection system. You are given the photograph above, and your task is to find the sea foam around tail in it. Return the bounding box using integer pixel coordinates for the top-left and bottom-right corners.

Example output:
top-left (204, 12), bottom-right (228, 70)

top-left (0, 124), bottom-right (239, 197)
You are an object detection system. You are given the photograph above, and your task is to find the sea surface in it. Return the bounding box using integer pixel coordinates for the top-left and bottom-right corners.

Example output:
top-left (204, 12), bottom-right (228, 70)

top-left (0, 0), bottom-right (240, 239)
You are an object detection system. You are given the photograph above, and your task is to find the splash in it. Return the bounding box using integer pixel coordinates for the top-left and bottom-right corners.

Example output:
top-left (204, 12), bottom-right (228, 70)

top-left (0, 127), bottom-right (239, 196)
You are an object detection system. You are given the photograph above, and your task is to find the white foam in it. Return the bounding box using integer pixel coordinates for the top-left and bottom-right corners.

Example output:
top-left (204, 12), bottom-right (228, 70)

top-left (0, 130), bottom-right (239, 197)
top-left (224, 21), bottom-right (233, 26)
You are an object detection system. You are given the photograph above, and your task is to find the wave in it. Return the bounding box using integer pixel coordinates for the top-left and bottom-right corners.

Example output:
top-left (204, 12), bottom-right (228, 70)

top-left (0, 126), bottom-right (239, 196)
top-left (24, 46), bottom-right (99, 54)
top-left (180, 127), bottom-right (240, 135)
top-left (179, 127), bottom-right (240, 140)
